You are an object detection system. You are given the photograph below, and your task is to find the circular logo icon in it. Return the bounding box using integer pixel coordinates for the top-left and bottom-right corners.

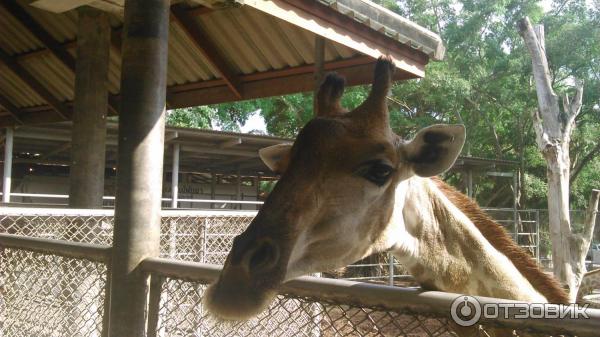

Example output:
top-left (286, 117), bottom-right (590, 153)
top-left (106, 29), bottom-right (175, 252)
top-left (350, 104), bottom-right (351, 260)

top-left (450, 295), bottom-right (481, 327)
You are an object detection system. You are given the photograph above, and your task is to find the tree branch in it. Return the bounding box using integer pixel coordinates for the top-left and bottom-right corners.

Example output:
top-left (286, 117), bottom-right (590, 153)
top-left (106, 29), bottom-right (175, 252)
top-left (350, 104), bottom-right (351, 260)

top-left (517, 18), bottom-right (556, 100)
top-left (570, 141), bottom-right (600, 184)
top-left (584, 189), bottom-right (600, 238)
top-left (562, 81), bottom-right (584, 138)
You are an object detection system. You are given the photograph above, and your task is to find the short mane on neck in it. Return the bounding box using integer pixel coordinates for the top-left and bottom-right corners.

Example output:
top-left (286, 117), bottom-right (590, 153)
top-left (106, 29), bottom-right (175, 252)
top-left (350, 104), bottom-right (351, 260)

top-left (430, 177), bottom-right (569, 304)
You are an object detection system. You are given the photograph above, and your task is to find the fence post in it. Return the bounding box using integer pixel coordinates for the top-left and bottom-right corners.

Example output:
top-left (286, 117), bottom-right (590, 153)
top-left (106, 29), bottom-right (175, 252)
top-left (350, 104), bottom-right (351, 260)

top-left (146, 274), bottom-right (164, 337)
top-left (388, 252), bottom-right (394, 286)
top-left (2, 127), bottom-right (13, 203)
top-left (108, 1), bottom-right (169, 336)
top-left (535, 210), bottom-right (540, 264)
top-left (171, 143), bottom-right (180, 209)
top-left (101, 264), bottom-right (112, 337)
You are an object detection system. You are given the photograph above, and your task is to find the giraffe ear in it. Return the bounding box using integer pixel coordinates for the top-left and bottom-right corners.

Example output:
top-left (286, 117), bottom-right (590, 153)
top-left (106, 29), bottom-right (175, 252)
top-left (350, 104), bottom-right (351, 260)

top-left (403, 124), bottom-right (465, 177)
top-left (259, 144), bottom-right (293, 174)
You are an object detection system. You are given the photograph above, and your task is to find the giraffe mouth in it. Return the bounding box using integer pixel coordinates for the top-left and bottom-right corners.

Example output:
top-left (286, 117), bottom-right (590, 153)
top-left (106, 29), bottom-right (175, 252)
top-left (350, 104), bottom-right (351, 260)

top-left (204, 268), bottom-right (277, 321)
top-left (203, 233), bottom-right (289, 320)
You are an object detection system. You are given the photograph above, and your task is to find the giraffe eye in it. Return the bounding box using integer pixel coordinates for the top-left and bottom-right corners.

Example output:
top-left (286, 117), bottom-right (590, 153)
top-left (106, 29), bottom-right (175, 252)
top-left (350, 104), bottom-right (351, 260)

top-left (358, 161), bottom-right (394, 186)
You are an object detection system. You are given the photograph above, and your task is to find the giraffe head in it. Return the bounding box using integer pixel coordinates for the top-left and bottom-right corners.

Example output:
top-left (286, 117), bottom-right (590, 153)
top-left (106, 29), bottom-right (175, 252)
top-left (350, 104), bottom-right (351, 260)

top-left (205, 57), bottom-right (466, 320)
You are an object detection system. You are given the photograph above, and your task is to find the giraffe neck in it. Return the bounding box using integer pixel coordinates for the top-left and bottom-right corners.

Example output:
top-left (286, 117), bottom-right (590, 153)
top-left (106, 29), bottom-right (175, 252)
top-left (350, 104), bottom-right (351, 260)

top-left (387, 177), bottom-right (546, 302)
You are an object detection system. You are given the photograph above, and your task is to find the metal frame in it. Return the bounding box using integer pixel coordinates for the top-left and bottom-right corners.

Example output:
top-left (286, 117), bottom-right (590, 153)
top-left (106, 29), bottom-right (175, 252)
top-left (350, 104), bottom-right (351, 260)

top-left (0, 193), bottom-right (264, 207)
top-left (0, 233), bottom-right (110, 262)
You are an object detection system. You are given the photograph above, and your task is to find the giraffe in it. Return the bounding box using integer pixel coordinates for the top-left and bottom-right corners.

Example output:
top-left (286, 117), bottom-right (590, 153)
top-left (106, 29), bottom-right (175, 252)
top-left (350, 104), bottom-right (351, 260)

top-left (205, 57), bottom-right (569, 323)
top-left (576, 268), bottom-right (600, 308)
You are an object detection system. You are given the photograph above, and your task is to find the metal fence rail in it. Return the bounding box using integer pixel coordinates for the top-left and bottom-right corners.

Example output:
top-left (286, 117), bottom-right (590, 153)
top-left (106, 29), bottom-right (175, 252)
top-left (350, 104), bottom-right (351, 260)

top-left (3, 234), bottom-right (600, 337)
top-left (141, 257), bottom-right (600, 337)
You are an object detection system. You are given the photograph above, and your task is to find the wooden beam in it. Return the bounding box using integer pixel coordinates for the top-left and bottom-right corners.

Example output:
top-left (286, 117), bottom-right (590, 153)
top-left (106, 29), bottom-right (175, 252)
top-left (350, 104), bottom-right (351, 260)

top-left (187, 5), bottom-right (213, 16)
top-left (111, 26), bottom-right (123, 52)
top-left (41, 142), bottom-right (71, 160)
top-left (1, 0), bottom-right (76, 69)
top-left (168, 55), bottom-right (373, 94)
top-left (0, 48), bottom-right (70, 119)
top-left (0, 56), bottom-right (414, 127)
top-left (2, 1), bottom-right (120, 116)
top-left (171, 3), bottom-right (243, 99)
top-left (179, 144), bottom-right (258, 158)
top-left (219, 137), bottom-right (242, 148)
top-left (0, 94), bottom-right (24, 124)
top-left (168, 59), bottom-right (413, 107)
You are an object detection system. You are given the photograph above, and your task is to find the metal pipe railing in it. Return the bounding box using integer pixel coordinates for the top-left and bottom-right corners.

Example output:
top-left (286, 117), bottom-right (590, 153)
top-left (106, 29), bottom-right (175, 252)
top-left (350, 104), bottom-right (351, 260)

top-left (0, 233), bottom-right (111, 263)
top-left (140, 257), bottom-right (600, 337)
top-left (0, 206), bottom-right (258, 217)
top-left (0, 192), bottom-right (265, 205)
top-left (3, 236), bottom-right (600, 337)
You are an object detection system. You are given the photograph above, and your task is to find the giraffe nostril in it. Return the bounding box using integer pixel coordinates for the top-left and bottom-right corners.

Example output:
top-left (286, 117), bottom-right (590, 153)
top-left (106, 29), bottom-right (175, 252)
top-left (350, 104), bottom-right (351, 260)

top-left (248, 240), bottom-right (280, 272)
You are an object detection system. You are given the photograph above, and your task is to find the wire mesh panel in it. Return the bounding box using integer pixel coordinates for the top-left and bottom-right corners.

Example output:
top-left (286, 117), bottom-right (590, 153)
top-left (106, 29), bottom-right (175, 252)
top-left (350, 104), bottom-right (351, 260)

top-left (0, 210), bottom-right (114, 245)
top-left (159, 214), bottom-right (254, 263)
top-left (0, 247), bottom-right (107, 337)
top-left (155, 278), bottom-right (453, 337)
top-left (152, 276), bottom-right (581, 337)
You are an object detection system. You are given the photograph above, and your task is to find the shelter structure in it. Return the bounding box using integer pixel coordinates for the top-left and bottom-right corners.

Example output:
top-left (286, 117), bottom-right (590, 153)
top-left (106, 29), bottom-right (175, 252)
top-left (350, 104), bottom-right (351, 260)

top-left (0, 0), bottom-right (443, 335)
top-left (1, 122), bottom-right (519, 210)
top-left (2, 122), bottom-right (286, 208)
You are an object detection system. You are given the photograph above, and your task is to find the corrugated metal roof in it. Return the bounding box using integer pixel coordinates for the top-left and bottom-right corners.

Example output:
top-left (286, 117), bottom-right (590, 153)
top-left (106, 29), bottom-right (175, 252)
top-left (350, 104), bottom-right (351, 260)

top-left (0, 0), bottom-right (443, 126)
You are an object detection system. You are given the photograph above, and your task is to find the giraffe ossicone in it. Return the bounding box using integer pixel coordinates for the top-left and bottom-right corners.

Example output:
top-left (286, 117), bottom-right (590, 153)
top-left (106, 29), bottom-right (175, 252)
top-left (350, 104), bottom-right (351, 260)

top-left (205, 56), bottom-right (569, 321)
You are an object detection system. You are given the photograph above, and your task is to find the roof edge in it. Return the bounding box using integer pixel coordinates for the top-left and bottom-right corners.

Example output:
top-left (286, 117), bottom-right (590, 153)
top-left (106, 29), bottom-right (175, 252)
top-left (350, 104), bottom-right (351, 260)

top-left (329, 0), bottom-right (445, 60)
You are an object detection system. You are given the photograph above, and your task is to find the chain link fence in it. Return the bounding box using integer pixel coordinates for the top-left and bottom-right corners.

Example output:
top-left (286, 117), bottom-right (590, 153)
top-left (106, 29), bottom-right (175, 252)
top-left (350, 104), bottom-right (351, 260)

top-left (152, 277), bottom-right (455, 337)
top-left (143, 262), bottom-right (598, 337)
top-left (7, 207), bottom-right (596, 287)
top-left (2, 233), bottom-right (600, 337)
top-left (0, 246), bottom-right (107, 337)
top-left (0, 209), bottom-right (405, 284)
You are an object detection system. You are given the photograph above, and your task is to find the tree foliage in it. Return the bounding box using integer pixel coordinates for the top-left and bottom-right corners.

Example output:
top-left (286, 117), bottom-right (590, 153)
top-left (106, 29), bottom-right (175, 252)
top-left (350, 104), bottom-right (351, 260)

top-left (167, 0), bottom-right (600, 210)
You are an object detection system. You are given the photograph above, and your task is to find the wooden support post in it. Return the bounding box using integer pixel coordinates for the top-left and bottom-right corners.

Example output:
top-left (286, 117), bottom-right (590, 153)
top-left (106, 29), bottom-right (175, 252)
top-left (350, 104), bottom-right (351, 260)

top-left (313, 35), bottom-right (325, 113)
top-left (255, 175), bottom-right (261, 211)
top-left (466, 168), bottom-right (473, 199)
top-left (2, 128), bottom-right (13, 203)
top-left (69, 7), bottom-right (110, 209)
top-left (236, 168), bottom-right (241, 210)
top-left (171, 143), bottom-right (180, 208)
top-left (210, 172), bottom-right (216, 209)
top-left (109, 0), bottom-right (169, 336)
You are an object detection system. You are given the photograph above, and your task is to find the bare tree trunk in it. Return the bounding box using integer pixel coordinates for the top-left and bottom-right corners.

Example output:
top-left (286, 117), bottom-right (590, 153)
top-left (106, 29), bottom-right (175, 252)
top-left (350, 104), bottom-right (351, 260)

top-left (518, 17), bottom-right (584, 301)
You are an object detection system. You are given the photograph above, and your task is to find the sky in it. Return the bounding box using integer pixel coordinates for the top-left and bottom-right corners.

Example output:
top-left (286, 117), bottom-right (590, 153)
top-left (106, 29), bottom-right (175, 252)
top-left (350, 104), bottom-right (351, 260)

top-left (239, 110), bottom-right (268, 134)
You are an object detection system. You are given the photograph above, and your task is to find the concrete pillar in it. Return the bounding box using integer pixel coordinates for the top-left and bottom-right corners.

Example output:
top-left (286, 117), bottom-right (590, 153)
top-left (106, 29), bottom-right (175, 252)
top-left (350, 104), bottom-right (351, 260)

top-left (171, 143), bottom-right (180, 208)
top-left (2, 128), bottom-right (13, 203)
top-left (69, 7), bottom-right (110, 209)
top-left (109, 0), bottom-right (169, 336)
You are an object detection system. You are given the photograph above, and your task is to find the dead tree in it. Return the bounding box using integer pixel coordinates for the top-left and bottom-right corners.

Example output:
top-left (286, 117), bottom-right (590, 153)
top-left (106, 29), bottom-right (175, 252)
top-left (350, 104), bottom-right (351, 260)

top-left (518, 17), bottom-right (594, 301)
